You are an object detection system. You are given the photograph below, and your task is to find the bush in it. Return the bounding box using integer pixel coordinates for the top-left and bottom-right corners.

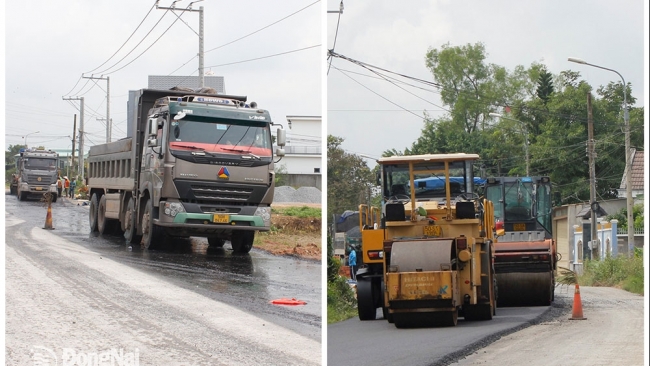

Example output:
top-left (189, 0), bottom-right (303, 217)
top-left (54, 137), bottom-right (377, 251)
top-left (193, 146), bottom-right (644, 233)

top-left (579, 249), bottom-right (644, 295)
top-left (327, 275), bottom-right (357, 324)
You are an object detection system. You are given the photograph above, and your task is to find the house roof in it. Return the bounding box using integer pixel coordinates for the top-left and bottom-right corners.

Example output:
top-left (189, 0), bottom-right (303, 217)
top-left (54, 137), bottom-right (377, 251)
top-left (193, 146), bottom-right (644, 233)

top-left (619, 149), bottom-right (644, 191)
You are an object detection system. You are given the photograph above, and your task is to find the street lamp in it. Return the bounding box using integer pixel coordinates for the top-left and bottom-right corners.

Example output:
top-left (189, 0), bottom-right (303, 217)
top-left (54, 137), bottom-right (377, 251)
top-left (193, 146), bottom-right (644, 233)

top-left (568, 57), bottom-right (634, 257)
top-left (22, 131), bottom-right (40, 148)
top-left (489, 113), bottom-right (529, 176)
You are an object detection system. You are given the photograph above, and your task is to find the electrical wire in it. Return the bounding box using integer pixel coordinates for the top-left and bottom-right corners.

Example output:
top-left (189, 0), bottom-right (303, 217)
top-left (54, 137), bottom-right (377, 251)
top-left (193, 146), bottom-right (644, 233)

top-left (207, 0), bottom-right (319, 54)
top-left (327, 1), bottom-right (343, 75)
top-left (85, 2), bottom-right (157, 75)
top-left (204, 45), bottom-right (320, 69)
top-left (331, 65), bottom-right (433, 120)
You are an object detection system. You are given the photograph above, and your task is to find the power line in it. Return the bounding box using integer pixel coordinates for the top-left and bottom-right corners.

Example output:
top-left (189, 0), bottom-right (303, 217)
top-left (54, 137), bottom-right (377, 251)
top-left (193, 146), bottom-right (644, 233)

top-left (331, 65), bottom-right (430, 120)
top-left (97, 5), bottom-right (186, 75)
top-left (327, 0), bottom-right (343, 75)
top-left (204, 45), bottom-right (320, 69)
top-left (207, 0), bottom-right (319, 54)
top-left (85, 2), bottom-right (157, 75)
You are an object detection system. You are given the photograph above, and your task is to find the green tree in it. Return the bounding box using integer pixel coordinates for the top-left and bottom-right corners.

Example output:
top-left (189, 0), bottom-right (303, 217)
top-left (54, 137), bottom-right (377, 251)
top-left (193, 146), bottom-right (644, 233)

top-left (606, 203), bottom-right (644, 230)
top-left (5, 144), bottom-right (26, 184)
top-left (327, 135), bottom-right (373, 220)
top-left (536, 68), bottom-right (554, 105)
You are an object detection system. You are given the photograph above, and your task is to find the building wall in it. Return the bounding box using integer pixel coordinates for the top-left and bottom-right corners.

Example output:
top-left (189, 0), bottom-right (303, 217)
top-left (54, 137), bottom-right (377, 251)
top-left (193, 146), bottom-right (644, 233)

top-left (276, 116), bottom-right (321, 188)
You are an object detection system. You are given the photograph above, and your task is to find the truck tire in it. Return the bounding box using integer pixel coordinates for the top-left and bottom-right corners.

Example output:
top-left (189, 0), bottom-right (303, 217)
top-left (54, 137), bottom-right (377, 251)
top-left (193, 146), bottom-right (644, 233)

top-left (207, 237), bottom-right (225, 248)
top-left (19, 190), bottom-right (27, 201)
top-left (357, 279), bottom-right (377, 320)
top-left (142, 199), bottom-right (164, 249)
top-left (124, 198), bottom-right (142, 244)
top-left (89, 194), bottom-right (99, 232)
top-left (98, 195), bottom-right (115, 235)
top-left (230, 231), bottom-right (254, 253)
top-left (51, 194), bottom-right (57, 203)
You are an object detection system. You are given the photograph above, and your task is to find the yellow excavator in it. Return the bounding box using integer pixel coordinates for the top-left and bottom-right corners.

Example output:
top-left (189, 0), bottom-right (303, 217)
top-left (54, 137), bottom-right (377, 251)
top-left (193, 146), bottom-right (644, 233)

top-left (356, 153), bottom-right (497, 327)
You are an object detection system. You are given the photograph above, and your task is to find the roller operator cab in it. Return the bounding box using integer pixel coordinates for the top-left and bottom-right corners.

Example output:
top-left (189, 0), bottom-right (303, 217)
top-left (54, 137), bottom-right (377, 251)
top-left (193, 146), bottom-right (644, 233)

top-left (358, 153), bottom-right (497, 327)
top-left (485, 176), bottom-right (557, 306)
top-left (87, 89), bottom-right (286, 252)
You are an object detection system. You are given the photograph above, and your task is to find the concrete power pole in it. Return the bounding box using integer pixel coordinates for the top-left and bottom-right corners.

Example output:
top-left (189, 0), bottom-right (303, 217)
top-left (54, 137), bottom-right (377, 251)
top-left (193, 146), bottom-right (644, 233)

top-left (62, 97), bottom-right (85, 182)
top-left (82, 75), bottom-right (110, 143)
top-left (587, 93), bottom-right (597, 259)
top-left (156, 1), bottom-right (205, 88)
top-left (71, 114), bottom-right (77, 174)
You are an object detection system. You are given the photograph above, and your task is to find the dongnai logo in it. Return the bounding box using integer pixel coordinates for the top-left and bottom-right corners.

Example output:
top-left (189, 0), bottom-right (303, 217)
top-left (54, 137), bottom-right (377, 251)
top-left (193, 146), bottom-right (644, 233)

top-left (31, 346), bottom-right (140, 365)
top-left (37, 177), bottom-right (42, 182)
top-left (217, 166), bottom-right (230, 180)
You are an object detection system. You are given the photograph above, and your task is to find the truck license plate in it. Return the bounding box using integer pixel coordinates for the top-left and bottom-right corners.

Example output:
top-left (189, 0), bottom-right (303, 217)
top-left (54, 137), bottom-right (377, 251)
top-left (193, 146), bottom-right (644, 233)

top-left (35, 187), bottom-right (43, 191)
top-left (424, 225), bottom-right (441, 237)
top-left (513, 223), bottom-right (526, 231)
top-left (212, 214), bottom-right (230, 224)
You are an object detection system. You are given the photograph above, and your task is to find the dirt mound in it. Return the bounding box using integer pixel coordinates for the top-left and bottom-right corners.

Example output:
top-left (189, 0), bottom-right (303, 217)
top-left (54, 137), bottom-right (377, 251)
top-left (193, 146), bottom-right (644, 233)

top-left (272, 215), bottom-right (321, 233)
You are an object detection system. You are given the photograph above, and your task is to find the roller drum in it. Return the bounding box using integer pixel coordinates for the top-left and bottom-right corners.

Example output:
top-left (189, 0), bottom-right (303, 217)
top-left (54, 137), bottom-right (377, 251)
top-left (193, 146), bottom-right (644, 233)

top-left (496, 272), bottom-right (553, 306)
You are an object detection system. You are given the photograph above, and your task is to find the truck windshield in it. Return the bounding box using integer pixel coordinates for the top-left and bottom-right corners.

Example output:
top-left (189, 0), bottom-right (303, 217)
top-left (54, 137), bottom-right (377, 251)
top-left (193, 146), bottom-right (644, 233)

top-left (169, 118), bottom-right (272, 157)
top-left (24, 158), bottom-right (57, 171)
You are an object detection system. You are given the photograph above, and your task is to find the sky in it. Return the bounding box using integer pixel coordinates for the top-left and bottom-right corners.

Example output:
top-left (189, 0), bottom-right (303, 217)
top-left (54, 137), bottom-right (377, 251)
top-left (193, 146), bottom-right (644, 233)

top-left (326, 0), bottom-right (648, 167)
top-left (3, 0), bottom-right (322, 153)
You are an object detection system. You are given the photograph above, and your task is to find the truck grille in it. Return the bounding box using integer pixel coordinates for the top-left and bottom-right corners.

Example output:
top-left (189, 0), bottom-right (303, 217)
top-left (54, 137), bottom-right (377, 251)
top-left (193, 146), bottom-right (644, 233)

top-left (190, 184), bottom-right (253, 201)
top-left (175, 179), bottom-right (268, 205)
top-left (27, 175), bottom-right (55, 185)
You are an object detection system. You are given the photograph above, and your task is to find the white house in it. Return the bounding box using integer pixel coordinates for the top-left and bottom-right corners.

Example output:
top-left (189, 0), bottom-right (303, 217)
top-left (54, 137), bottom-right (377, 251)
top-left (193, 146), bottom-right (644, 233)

top-left (276, 115), bottom-right (321, 188)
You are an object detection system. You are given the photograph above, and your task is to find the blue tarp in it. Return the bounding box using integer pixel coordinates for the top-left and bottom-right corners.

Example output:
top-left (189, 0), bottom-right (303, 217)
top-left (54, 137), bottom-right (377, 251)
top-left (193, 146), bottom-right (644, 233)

top-left (412, 176), bottom-right (486, 191)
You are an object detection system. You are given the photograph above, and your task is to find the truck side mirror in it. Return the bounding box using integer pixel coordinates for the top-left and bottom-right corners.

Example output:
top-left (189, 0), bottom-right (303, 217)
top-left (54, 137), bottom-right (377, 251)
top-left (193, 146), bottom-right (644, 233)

top-left (275, 147), bottom-right (285, 157)
top-left (276, 128), bottom-right (286, 147)
top-left (148, 118), bottom-right (158, 136)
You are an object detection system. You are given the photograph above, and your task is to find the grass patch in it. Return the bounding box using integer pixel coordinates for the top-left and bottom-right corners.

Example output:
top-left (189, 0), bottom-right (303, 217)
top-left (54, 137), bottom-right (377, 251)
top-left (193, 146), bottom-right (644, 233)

top-left (272, 206), bottom-right (321, 218)
top-left (327, 276), bottom-right (358, 324)
top-left (578, 248), bottom-right (644, 295)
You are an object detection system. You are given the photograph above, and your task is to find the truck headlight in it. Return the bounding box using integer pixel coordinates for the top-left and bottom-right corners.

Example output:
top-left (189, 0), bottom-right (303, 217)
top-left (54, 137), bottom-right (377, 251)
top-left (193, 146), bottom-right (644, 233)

top-left (163, 202), bottom-right (186, 217)
top-left (254, 206), bottom-right (271, 227)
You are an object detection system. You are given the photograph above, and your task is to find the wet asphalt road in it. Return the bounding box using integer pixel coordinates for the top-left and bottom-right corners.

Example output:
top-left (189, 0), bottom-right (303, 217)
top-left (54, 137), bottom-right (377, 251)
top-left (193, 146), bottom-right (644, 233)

top-left (5, 192), bottom-right (321, 363)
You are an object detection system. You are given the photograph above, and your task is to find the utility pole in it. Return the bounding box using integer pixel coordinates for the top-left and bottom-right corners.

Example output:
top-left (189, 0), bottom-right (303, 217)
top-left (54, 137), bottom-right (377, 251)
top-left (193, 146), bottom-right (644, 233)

top-left (96, 117), bottom-right (112, 142)
top-left (62, 96), bottom-right (85, 182)
top-left (82, 75), bottom-right (110, 142)
top-left (71, 115), bottom-right (77, 175)
top-left (157, 1), bottom-right (204, 88)
top-left (587, 93), bottom-right (597, 259)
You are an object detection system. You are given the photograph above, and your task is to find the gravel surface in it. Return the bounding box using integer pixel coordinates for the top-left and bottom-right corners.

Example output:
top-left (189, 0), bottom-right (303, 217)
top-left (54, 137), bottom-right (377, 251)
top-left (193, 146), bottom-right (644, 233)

top-left (273, 186), bottom-right (322, 204)
top-left (449, 285), bottom-right (646, 366)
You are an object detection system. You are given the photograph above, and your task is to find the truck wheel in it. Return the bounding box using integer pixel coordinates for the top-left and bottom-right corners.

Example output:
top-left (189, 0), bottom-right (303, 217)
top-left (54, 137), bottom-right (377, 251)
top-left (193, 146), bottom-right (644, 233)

top-left (10, 186), bottom-right (16, 195)
top-left (230, 231), bottom-right (254, 253)
top-left (357, 279), bottom-right (377, 320)
top-left (142, 199), bottom-right (164, 249)
top-left (98, 195), bottom-right (113, 235)
top-left (51, 194), bottom-right (57, 203)
top-left (19, 190), bottom-right (27, 201)
top-left (124, 198), bottom-right (142, 244)
top-left (208, 237), bottom-right (225, 248)
top-left (89, 194), bottom-right (99, 232)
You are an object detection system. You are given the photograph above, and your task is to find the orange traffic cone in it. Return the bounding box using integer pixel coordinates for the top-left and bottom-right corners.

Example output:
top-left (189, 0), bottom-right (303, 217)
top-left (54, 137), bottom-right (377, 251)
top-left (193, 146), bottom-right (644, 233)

top-left (569, 283), bottom-right (586, 320)
top-left (43, 199), bottom-right (55, 230)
